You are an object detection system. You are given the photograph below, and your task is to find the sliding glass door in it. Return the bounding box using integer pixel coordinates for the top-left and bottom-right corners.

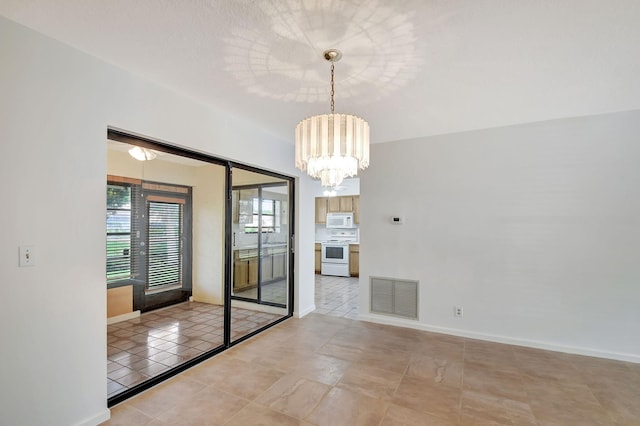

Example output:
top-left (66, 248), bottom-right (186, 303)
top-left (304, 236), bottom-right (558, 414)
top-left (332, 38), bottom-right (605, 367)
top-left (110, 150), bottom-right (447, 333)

top-left (106, 135), bottom-right (226, 402)
top-left (230, 168), bottom-right (292, 342)
top-left (106, 130), bottom-right (294, 403)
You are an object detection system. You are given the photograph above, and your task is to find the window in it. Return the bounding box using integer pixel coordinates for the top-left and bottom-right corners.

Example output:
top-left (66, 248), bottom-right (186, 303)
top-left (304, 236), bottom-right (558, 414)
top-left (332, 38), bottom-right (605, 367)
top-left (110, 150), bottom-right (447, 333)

top-left (147, 201), bottom-right (183, 289)
top-left (106, 184), bottom-right (132, 281)
top-left (106, 178), bottom-right (191, 300)
top-left (244, 198), bottom-right (281, 233)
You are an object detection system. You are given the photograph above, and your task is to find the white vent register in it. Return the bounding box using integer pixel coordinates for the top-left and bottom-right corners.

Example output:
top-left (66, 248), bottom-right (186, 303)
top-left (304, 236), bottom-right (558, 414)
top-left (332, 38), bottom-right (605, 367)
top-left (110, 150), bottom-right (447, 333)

top-left (370, 277), bottom-right (418, 320)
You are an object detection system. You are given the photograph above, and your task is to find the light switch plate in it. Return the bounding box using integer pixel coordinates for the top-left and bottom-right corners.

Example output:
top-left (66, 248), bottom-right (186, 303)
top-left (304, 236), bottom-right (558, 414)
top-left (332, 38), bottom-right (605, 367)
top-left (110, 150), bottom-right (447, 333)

top-left (19, 245), bottom-right (35, 267)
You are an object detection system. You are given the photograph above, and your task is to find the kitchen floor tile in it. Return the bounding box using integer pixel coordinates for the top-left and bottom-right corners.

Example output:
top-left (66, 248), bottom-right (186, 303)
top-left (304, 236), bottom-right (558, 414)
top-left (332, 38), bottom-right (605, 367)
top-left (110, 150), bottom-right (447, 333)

top-left (314, 274), bottom-right (359, 319)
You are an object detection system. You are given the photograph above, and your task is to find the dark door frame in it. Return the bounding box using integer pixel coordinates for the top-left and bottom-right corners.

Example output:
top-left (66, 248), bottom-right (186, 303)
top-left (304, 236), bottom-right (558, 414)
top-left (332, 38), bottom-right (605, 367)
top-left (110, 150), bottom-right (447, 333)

top-left (231, 181), bottom-right (291, 308)
top-left (106, 128), bottom-right (295, 406)
top-left (105, 177), bottom-right (193, 312)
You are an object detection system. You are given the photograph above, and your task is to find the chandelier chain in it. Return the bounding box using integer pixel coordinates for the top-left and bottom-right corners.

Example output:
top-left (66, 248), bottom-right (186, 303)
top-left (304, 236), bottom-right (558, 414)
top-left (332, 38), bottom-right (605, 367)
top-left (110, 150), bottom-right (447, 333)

top-left (330, 63), bottom-right (335, 114)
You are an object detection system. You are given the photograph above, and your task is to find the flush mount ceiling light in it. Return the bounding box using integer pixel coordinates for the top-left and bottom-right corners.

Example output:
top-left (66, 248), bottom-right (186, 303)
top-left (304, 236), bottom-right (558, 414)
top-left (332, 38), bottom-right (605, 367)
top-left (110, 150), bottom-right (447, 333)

top-left (295, 49), bottom-right (370, 188)
top-left (128, 146), bottom-right (157, 161)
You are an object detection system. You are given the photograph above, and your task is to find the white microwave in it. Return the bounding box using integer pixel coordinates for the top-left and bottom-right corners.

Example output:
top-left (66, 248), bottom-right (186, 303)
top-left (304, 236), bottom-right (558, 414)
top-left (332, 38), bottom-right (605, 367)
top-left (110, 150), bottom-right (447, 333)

top-left (326, 212), bottom-right (354, 228)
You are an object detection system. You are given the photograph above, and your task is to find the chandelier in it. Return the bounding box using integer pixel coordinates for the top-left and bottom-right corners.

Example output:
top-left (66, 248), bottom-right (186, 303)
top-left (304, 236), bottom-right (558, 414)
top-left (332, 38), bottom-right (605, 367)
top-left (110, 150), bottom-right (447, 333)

top-left (295, 49), bottom-right (370, 188)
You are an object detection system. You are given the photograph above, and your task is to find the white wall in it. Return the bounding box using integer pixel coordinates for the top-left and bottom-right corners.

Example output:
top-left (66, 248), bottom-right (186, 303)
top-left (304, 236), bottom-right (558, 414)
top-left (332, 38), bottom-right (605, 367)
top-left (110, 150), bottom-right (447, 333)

top-left (0, 16), bottom-right (316, 426)
top-left (192, 164), bottom-right (226, 304)
top-left (311, 176), bottom-right (360, 197)
top-left (360, 110), bottom-right (640, 362)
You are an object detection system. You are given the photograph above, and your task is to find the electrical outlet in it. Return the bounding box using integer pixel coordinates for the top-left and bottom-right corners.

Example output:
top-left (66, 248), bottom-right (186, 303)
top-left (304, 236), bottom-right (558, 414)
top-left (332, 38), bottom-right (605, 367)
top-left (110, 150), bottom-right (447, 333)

top-left (454, 306), bottom-right (463, 318)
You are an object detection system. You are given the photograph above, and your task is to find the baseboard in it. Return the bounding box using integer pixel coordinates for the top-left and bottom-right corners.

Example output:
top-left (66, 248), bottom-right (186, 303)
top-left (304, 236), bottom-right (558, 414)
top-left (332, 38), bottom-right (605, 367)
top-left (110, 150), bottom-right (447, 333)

top-left (358, 313), bottom-right (640, 364)
top-left (107, 310), bottom-right (140, 325)
top-left (295, 304), bottom-right (316, 318)
top-left (73, 408), bottom-right (110, 426)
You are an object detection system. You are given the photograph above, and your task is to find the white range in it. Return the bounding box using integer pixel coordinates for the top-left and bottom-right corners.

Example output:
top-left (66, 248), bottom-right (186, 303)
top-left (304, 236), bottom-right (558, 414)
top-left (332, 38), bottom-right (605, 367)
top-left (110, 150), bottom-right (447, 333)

top-left (321, 229), bottom-right (358, 277)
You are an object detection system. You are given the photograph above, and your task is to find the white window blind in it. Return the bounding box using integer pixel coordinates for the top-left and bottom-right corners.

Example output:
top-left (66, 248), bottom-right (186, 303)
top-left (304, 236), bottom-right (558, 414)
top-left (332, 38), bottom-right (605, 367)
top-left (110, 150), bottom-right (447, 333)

top-left (106, 183), bottom-right (132, 281)
top-left (147, 201), bottom-right (182, 289)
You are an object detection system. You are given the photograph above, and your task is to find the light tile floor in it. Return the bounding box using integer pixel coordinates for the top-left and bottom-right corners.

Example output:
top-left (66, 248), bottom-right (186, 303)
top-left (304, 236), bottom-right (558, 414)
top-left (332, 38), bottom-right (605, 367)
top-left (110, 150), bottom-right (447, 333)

top-left (107, 275), bottom-right (337, 398)
top-left (234, 279), bottom-right (288, 306)
top-left (314, 274), bottom-right (359, 319)
top-left (107, 302), bottom-right (283, 397)
top-left (103, 313), bottom-right (640, 425)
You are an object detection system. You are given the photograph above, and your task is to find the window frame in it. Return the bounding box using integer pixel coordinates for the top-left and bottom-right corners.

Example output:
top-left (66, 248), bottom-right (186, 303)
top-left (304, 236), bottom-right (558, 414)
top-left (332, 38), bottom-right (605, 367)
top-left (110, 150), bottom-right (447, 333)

top-left (105, 176), bottom-right (192, 302)
top-left (106, 181), bottom-right (134, 283)
top-left (244, 197), bottom-right (281, 234)
top-left (145, 197), bottom-right (186, 293)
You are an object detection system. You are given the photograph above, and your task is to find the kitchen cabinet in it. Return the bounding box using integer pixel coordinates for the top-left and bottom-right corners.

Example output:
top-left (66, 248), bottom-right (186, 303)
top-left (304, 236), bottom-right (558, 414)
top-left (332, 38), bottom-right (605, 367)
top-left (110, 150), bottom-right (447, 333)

top-left (328, 197), bottom-right (341, 212)
top-left (233, 249), bottom-right (258, 292)
top-left (264, 245), bottom-right (287, 282)
top-left (261, 254), bottom-right (273, 282)
top-left (349, 244), bottom-right (359, 277)
top-left (272, 252), bottom-right (286, 279)
top-left (314, 243), bottom-right (321, 274)
top-left (234, 260), bottom-right (247, 290)
top-left (233, 245), bottom-right (287, 293)
top-left (315, 195), bottom-right (360, 224)
top-left (340, 196), bottom-right (353, 212)
top-left (249, 258), bottom-right (258, 285)
top-left (315, 198), bottom-right (328, 224)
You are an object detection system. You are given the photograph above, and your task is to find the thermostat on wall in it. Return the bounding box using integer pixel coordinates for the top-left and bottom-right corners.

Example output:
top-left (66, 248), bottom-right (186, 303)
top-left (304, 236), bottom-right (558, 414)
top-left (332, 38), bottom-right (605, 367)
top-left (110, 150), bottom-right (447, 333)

top-left (391, 216), bottom-right (404, 225)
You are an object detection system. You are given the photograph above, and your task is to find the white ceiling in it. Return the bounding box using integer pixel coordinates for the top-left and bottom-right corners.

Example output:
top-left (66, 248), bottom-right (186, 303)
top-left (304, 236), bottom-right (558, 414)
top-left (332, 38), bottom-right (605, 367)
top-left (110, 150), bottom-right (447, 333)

top-left (2, 0), bottom-right (640, 144)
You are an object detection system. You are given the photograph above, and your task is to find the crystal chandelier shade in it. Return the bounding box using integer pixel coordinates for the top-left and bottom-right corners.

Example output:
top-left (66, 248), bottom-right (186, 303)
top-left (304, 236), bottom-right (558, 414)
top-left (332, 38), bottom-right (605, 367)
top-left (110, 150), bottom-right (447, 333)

top-left (294, 50), bottom-right (370, 188)
top-left (295, 113), bottom-right (369, 188)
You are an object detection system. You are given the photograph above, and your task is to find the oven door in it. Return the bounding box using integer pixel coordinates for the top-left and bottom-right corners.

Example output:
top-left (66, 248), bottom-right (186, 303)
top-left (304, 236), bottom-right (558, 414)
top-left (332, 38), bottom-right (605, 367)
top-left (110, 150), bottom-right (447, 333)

top-left (322, 244), bottom-right (348, 264)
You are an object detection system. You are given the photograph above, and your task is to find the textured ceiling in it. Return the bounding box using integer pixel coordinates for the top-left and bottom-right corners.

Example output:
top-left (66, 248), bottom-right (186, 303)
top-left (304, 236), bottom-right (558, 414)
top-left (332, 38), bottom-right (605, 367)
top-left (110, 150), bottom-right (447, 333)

top-left (2, 0), bottom-right (640, 144)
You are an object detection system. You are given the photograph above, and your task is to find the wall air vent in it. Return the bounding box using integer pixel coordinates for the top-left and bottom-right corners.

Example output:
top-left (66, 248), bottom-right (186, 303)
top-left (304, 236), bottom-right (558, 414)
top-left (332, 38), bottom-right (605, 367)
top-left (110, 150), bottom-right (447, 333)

top-left (370, 277), bottom-right (418, 320)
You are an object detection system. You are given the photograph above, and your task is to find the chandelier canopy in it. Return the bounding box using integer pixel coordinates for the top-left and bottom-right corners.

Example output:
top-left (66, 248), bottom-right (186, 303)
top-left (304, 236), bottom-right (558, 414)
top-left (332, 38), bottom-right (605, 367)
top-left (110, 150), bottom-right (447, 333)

top-left (295, 49), bottom-right (370, 188)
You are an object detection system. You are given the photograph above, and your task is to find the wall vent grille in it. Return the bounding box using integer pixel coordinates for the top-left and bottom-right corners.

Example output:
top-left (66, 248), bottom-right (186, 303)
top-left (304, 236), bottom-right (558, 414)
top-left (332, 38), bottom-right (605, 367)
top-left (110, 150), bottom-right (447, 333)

top-left (370, 277), bottom-right (418, 320)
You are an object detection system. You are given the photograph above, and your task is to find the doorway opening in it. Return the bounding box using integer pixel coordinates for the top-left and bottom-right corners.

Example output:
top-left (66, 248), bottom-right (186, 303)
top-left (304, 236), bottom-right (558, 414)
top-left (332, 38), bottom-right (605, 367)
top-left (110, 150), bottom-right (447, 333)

top-left (107, 177), bottom-right (192, 313)
top-left (105, 130), bottom-right (294, 404)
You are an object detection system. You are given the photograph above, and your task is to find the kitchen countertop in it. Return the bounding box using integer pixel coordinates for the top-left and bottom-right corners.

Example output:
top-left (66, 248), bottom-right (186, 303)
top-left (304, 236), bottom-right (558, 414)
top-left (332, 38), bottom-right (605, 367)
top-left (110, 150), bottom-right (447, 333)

top-left (315, 241), bottom-right (359, 245)
top-left (234, 243), bottom-right (287, 250)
